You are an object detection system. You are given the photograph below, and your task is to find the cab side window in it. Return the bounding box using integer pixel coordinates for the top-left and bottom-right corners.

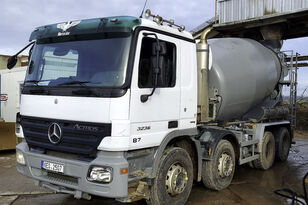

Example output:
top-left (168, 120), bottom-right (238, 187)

top-left (138, 37), bottom-right (176, 88)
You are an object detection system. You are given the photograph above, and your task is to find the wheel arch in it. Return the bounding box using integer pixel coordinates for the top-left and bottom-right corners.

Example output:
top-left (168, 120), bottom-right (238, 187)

top-left (265, 123), bottom-right (292, 139)
top-left (199, 128), bottom-right (239, 162)
top-left (222, 134), bottom-right (240, 163)
top-left (150, 128), bottom-right (202, 181)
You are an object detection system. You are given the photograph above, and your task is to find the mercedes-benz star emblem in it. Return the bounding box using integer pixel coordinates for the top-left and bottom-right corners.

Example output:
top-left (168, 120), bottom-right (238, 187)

top-left (48, 123), bottom-right (62, 144)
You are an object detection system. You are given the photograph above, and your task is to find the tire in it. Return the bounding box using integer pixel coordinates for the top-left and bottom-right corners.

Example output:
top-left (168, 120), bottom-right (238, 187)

top-left (202, 140), bottom-right (235, 191)
top-left (253, 131), bottom-right (275, 170)
top-left (175, 140), bottom-right (197, 180)
top-left (275, 127), bottom-right (291, 162)
top-left (147, 147), bottom-right (193, 205)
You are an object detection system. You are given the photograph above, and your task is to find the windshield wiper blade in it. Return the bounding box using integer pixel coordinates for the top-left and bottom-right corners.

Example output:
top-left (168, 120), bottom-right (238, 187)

top-left (57, 80), bottom-right (91, 86)
top-left (24, 80), bottom-right (40, 86)
top-left (72, 89), bottom-right (99, 97)
top-left (29, 88), bottom-right (46, 94)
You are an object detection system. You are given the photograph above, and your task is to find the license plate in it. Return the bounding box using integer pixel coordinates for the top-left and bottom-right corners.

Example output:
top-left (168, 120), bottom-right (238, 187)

top-left (41, 161), bottom-right (64, 173)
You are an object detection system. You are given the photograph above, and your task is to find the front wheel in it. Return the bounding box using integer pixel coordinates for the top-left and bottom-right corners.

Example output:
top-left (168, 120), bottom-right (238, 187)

top-left (202, 140), bottom-right (235, 191)
top-left (147, 147), bottom-right (193, 205)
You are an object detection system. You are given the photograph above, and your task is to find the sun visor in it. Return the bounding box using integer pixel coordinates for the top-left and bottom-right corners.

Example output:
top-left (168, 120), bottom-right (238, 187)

top-left (29, 16), bottom-right (141, 41)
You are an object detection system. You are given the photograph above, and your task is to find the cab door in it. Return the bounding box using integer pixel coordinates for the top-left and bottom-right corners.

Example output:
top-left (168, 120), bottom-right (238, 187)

top-left (129, 30), bottom-right (181, 149)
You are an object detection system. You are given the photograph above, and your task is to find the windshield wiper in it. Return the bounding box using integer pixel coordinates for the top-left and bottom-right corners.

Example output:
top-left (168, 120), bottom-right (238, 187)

top-left (29, 88), bottom-right (46, 94)
top-left (59, 80), bottom-right (99, 97)
top-left (57, 80), bottom-right (91, 86)
top-left (72, 89), bottom-right (99, 97)
top-left (24, 80), bottom-right (40, 86)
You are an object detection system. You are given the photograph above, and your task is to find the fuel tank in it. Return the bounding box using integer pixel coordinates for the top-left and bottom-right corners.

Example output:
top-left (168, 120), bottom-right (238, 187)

top-left (208, 38), bottom-right (281, 121)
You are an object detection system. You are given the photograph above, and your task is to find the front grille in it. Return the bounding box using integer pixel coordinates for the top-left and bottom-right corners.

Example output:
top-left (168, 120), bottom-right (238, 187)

top-left (46, 172), bottom-right (79, 186)
top-left (21, 116), bottom-right (111, 156)
top-left (31, 167), bottom-right (79, 186)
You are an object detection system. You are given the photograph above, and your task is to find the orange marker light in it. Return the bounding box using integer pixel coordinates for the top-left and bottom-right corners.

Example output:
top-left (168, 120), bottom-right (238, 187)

top-left (120, 168), bottom-right (128, 175)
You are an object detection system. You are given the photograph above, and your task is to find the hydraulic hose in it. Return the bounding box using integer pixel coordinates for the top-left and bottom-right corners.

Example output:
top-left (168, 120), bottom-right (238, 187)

top-left (274, 172), bottom-right (308, 205)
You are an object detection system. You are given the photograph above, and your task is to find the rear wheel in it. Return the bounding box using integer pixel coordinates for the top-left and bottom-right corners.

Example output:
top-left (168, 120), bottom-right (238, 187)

top-left (253, 131), bottom-right (275, 170)
top-left (275, 127), bottom-right (291, 162)
top-left (147, 147), bottom-right (193, 205)
top-left (202, 140), bottom-right (235, 191)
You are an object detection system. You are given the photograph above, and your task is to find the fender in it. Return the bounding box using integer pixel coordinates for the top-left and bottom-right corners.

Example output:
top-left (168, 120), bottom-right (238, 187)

top-left (199, 128), bottom-right (238, 160)
top-left (150, 128), bottom-right (199, 179)
top-left (254, 121), bottom-right (290, 152)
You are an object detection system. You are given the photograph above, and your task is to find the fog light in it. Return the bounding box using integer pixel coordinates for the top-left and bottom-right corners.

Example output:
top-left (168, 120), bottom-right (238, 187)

top-left (88, 167), bottom-right (112, 183)
top-left (16, 151), bottom-right (25, 165)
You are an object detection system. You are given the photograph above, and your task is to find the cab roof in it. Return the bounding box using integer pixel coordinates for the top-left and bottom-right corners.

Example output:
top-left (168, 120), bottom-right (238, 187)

top-left (29, 16), bottom-right (194, 42)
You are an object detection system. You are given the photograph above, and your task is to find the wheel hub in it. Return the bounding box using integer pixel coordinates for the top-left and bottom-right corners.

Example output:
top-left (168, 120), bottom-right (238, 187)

top-left (165, 163), bottom-right (188, 196)
top-left (218, 153), bottom-right (233, 178)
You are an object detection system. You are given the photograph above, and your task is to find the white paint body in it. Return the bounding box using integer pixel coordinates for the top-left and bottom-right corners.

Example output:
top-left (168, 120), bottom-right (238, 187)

top-left (19, 19), bottom-right (198, 151)
top-left (0, 67), bottom-right (26, 122)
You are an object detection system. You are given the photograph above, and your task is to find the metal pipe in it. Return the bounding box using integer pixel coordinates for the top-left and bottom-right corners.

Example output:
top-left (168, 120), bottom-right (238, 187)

top-left (197, 27), bottom-right (212, 122)
top-left (200, 27), bottom-right (212, 44)
top-left (215, 0), bottom-right (218, 23)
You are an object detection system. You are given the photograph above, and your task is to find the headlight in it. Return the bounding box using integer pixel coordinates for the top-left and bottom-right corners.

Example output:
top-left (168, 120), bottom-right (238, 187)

top-left (87, 166), bottom-right (113, 183)
top-left (16, 151), bottom-right (25, 165)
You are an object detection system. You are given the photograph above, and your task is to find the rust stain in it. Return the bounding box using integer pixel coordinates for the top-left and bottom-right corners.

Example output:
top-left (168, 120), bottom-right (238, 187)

top-left (264, 8), bottom-right (277, 16)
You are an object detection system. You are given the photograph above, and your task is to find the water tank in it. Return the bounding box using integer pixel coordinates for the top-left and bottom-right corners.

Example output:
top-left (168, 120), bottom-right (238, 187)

top-left (208, 38), bottom-right (281, 121)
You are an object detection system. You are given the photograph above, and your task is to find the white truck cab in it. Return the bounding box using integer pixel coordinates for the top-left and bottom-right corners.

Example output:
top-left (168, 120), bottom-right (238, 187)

top-left (15, 16), bottom-right (199, 202)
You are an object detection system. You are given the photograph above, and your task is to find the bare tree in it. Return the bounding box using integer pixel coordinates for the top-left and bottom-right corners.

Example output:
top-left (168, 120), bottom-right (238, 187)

top-left (297, 87), bottom-right (308, 102)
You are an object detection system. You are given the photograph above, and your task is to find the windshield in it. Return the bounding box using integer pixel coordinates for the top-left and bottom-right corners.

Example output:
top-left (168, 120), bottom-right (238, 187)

top-left (25, 36), bottom-right (131, 88)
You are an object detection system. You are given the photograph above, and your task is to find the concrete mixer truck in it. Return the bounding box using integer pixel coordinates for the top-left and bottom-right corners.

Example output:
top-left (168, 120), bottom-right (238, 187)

top-left (8, 10), bottom-right (295, 204)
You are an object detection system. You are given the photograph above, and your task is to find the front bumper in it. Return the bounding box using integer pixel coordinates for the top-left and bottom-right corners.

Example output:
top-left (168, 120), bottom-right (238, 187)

top-left (16, 141), bottom-right (129, 198)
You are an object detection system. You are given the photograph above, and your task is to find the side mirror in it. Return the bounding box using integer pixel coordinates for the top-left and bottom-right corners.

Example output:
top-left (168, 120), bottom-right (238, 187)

top-left (7, 41), bottom-right (35, 70)
top-left (140, 34), bottom-right (161, 103)
top-left (7, 55), bottom-right (18, 69)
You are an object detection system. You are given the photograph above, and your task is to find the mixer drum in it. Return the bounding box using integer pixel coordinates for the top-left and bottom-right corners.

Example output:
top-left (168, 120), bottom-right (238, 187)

top-left (208, 38), bottom-right (281, 121)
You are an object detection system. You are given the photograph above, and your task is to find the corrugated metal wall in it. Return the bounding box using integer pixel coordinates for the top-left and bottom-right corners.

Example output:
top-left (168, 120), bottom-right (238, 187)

top-left (218, 0), bottom-right (308, 23)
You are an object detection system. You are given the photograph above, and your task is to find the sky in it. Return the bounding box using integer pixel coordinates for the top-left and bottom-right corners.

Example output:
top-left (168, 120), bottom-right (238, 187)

top-left (0, 0), bottom-right (307, 97)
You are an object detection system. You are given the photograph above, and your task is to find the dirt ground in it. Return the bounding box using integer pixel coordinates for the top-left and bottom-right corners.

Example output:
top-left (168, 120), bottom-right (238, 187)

top-left (0, 133), bottom-right (307, 205)
top-left (295, 101), bottom-right (308, 139)
top-left (296, 102), bottom-right (308, 131)
top-left (295, 130), bottom-right (308, 139)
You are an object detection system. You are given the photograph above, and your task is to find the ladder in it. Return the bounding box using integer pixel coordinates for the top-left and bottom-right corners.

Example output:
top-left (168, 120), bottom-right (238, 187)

top-left (279, 51), bottom-right (298, 131)
top-left (289, 53), bottom-right (298, 131)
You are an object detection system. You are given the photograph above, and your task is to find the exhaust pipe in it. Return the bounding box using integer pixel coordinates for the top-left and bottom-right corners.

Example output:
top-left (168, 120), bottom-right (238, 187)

top-left (197, 28), bottom-right (211, 122)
